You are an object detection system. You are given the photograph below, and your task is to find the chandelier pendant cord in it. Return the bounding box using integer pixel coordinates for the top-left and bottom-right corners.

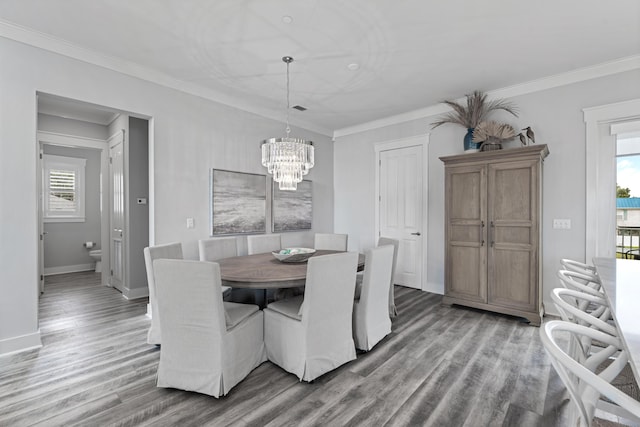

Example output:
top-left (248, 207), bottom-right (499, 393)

top-left (261, 55), bottom-right (314, 191)
top-left (284, 56), bottom-right (292, 138)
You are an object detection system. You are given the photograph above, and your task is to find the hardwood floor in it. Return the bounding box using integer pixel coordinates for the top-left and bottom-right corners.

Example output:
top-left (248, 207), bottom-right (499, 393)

top-left (0, 272), bottom-right (577, 426)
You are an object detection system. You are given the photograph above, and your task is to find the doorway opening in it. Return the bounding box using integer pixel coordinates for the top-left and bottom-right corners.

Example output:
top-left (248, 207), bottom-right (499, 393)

top-left (37, 93), bottom-right (151, 314)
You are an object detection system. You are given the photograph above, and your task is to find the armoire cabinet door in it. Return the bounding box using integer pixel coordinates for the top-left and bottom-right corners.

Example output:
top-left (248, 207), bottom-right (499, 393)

top-left (445, 164), bottom-right (487, 303)
top-left (487, 160), bottom-right (539, 311)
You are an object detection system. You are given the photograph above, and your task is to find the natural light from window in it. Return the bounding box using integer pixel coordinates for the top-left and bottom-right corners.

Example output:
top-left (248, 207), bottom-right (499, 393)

top-left (616, 134), bottom-right (640, 260)
top-left (43, 154), bottom-right (86, 222)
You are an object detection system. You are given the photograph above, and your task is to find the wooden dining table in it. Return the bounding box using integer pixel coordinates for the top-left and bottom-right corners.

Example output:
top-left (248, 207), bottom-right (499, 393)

top-left (218, 249), bottom-right (365, 307)
top-left (218, 249), bottom-right (365, 289)
top-left (593, 257), bottom-right (640, 382)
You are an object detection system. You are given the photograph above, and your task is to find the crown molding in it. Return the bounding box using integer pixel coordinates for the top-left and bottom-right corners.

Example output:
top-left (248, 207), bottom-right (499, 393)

top-left (334, 55), bottom-right (640, 138)
top-left (0, 20), bottom-right (333, 137)
top-left (2, 19), bottom-right (637, 140)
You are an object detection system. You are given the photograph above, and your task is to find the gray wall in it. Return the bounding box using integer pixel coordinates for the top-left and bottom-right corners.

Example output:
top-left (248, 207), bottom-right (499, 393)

top-left (128, 117), bottom-right (150, 292)
top-left (41, 144), bottom-right (102, 271)
top-left (334, 68), bottom-right (640, 314)
top-left (0, 36), bottom-right (334, 354)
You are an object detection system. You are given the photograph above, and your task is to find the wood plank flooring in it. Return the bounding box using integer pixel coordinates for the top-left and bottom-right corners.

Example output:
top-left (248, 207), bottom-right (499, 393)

top-left (0, 272), bottom-right (579, 426)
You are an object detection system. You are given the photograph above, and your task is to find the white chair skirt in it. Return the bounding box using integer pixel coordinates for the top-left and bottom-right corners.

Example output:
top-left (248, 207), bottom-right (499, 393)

top-left (157, 310), bottom-right (266, 397)
top-left (264, 308), bottom-right (356, 382)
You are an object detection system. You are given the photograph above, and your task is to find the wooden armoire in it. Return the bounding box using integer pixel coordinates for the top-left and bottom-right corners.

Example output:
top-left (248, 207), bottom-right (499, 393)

top-left (440, 144), bottom-right (549, 325)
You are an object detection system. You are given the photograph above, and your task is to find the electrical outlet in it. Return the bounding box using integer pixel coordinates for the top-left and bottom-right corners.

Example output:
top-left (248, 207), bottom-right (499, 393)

top-left (186, 217), bottom-right (195, 229)
top-left (553, 219), bottom-right (571, 229)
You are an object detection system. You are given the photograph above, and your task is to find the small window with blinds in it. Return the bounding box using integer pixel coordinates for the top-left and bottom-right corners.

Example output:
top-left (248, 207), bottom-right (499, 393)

top-left (43, 154), bottom-right (86, 222)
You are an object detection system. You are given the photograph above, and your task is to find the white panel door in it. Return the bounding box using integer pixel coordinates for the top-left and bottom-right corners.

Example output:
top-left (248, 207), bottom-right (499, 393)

top-left (379, 145), bottom-right (423, 289)
top-left (109, 131), bottom-right (125, 293)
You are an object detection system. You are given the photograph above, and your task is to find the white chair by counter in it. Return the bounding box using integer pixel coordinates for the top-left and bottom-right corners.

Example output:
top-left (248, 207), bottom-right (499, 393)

top-left (198, 237), bottom-right (237, 297)
top-left (314, 233), bottom-right (348, 251)
top-left (561, 258), bottom-right (600, 282)
top-left (540, 321), bottom-right (640, 426)
top-left (143, 242), bottom-right (183, 345)
top-left (551, 287), bottom-right (616, 361)
top-left (557, 269), bottom-right (605, 298)
top-left (557, 270), bottom-right (608, 320)
top-left (247, 234), bottom-right (282, 255)
top-left (153, 259), bottom-right (266, 397)
top-left (264, 252), bottom-right (359, 382)
top-left (353, 245), bottom-right (394, 351)
top-left (552, 286), bottom-right (639, 401)
top-left (552, 288), bottom-right (614, 333)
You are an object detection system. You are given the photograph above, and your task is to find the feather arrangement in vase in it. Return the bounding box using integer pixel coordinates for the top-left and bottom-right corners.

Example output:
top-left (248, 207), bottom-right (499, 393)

top-left (431, 90), bottom-right (518, 152)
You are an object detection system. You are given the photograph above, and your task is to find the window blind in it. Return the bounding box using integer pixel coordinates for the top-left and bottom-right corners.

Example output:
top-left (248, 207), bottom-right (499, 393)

top-left (48, 168), bottom-right (77, 211)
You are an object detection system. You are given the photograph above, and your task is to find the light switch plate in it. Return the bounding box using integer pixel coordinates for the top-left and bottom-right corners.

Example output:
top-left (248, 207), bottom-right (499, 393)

top-left (553, 219), bottom-right (571, 229)
top-left (186, 217), bottom-right (195, 229)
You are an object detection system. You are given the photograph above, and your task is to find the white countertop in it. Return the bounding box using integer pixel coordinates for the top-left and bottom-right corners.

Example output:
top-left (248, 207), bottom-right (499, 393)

top-left (593, 258), bottom-right (640, 381)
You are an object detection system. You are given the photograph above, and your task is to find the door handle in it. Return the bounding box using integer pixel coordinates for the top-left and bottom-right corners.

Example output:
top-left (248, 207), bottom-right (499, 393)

top-left (411, 232), bottom-right (421, 236)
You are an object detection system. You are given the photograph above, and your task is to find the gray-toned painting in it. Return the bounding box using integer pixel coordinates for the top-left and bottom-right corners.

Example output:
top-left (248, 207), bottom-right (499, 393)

top-left (211, 169), bottom-right (266, 235)
top-left (272, 179), bottom-right (312, 232)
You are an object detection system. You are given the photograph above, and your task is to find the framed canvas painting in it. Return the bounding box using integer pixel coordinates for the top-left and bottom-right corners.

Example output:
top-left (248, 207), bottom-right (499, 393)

top-left (210, 169), bottom-right (266, 235)
top-left (272, 179), bottom-right (312, 232)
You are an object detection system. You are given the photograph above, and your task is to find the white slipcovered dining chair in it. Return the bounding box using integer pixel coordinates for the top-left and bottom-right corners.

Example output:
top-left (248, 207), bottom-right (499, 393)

top-left (199, 236), bottom-right (238, 261)
top-left (153, 259), bottom-right (266, 397)
top-left (378, 237), bottom-right (400, 318)
top-left (353, 245), bottom-right (394, 351)
top-left (355, 237), bottom-right (400, 319)
top-left (313, 233), bottom-right (348, 251)
top-left (247, 234), bottom-right (282, 255)
top-left (143, 242), bottom-right (183, 345)
top-left (198, 237), bottom-right (237, 296)
top-left (263, 252), bottom-right (359, 382)
top-left (540, 321), bottom-right (640, 426)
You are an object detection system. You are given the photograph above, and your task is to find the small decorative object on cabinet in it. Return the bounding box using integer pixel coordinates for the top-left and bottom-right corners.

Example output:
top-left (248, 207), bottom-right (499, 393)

top-left (472, 121), bottom-right (517, 152)
top-left (440, 144), bottom-right (549, 326)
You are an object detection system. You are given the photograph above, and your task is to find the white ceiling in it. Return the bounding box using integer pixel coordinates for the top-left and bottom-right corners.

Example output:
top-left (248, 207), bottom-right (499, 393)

top-left (1, 0), bottom-right (639, 135)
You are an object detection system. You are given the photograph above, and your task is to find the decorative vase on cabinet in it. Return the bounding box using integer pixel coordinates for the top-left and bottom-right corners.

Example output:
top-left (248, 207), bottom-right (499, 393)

top-left (439, 144), bottom-right (549, 326)
top-left (463, 128), bottom-right (481, 152)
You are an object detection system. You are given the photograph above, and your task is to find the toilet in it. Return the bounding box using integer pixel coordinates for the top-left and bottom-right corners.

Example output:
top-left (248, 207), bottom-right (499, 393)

top-left (89, 249), bottom-right (102, 273)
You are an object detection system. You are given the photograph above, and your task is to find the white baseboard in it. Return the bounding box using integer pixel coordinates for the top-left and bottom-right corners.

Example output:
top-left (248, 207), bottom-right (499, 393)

top-left (44, 263), bottom-right (95, 276)
top-left (0, 330), bottom-right (42, 357)
top-left (122, 286), bottom-right (149, 301)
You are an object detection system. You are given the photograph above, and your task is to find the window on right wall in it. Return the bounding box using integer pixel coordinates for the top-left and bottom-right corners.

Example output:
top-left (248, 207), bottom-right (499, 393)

top-left (43, 154), bottom-right (86, 222)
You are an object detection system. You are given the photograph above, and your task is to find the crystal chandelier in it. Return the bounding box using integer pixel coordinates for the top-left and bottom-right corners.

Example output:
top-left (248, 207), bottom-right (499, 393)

top-left (262, 56), bottom-right (314, 191)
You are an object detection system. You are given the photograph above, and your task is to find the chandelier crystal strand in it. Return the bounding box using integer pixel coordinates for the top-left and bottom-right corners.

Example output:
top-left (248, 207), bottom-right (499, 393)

top-left (261, 56), bottom-right (314, 191)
